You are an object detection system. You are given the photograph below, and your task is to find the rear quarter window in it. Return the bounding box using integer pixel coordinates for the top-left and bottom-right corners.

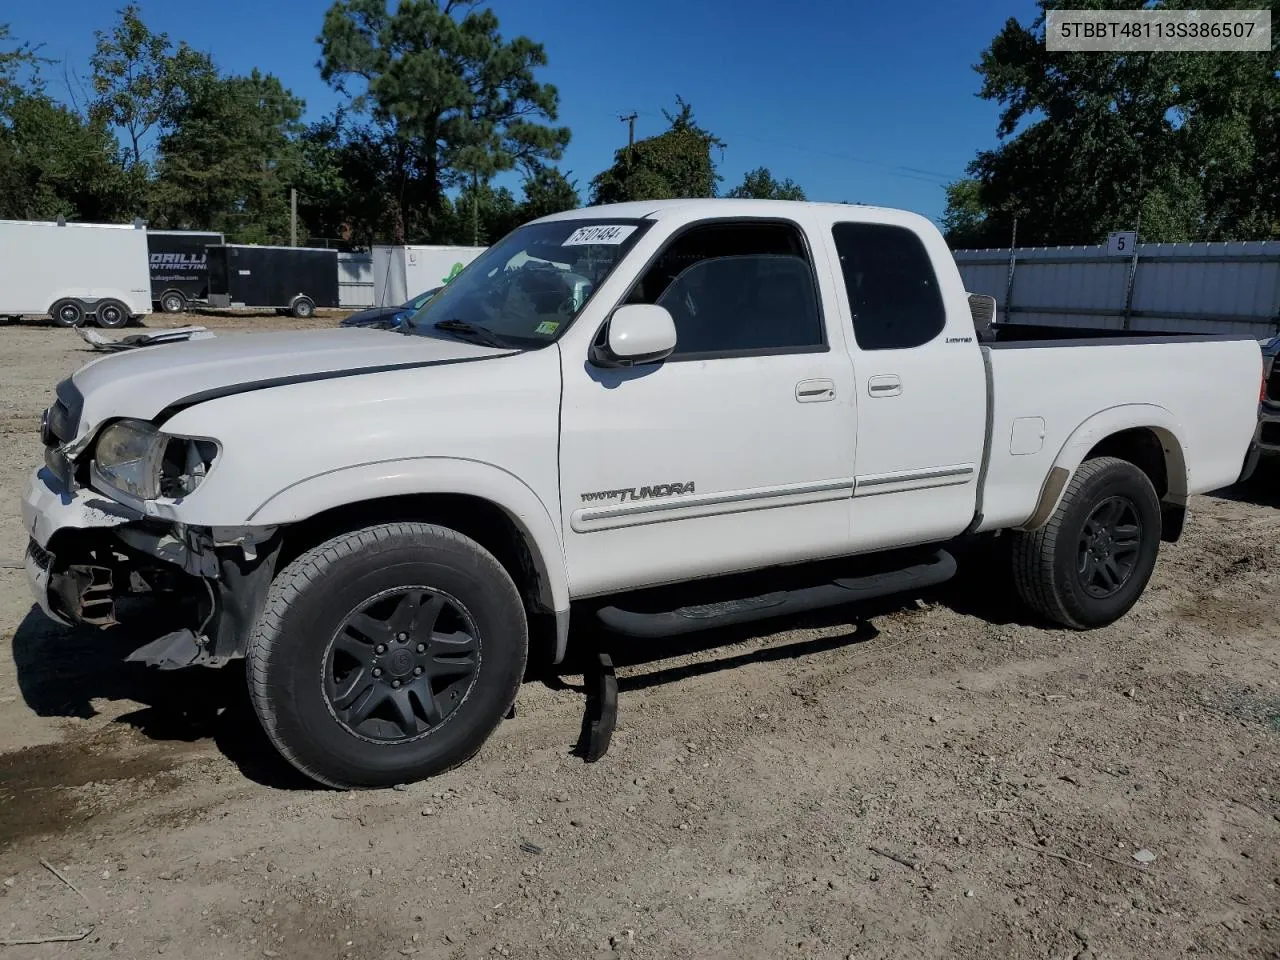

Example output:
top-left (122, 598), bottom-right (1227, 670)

top-left (831, 223), bottom-right (946, 350)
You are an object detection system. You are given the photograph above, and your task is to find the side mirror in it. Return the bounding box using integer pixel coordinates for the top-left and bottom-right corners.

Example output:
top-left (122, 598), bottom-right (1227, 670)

top-left (590, 304), bottom-right (678, 367)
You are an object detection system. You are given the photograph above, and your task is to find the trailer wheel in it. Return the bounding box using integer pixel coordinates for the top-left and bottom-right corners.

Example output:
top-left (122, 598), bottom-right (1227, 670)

top-left (49, 299), bottom-right (85, 328)
top-left (290, 296), bottom-right (316, 319)
top-left (160, 290), bottom-right (186, 314)
top-left (93, 298), bottom-right (130, 329)
top-left (245, 522), bottom-right (528, 788)
top-left (1011, 456), bottom-right (1161, 630)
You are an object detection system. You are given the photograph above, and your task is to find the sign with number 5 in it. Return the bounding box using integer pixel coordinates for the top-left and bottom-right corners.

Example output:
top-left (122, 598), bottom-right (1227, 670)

top-left (1107, 231), bottom-right (1137, 256)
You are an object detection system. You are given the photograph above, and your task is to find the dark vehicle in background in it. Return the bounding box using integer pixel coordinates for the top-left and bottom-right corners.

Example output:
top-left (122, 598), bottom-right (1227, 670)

top-left (206, 244), bottom-right (340, 318)
top-left (1258, 335), bottom-right (1280, 459)
top-left (340, 286), bottom-right (441, 330)
top-left (147, 230), bottom-right (224, 313)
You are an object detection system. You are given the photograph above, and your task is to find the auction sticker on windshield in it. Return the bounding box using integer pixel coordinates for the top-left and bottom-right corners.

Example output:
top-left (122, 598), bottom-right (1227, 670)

top-left (534, 321), bottom-right (560, 335)
top-left (562, 225), bottom-right (637, 246)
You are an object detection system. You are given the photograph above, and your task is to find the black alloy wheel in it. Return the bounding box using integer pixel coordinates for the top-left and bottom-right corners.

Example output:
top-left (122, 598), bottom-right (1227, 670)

top-left (324, 586), bottom-right (481, 742)
top-left (1075, 495), bottom-right (1143, 599)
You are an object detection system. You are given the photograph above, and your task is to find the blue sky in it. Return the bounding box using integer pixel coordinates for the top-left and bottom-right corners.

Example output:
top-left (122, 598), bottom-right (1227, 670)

top-left (7, 0), bottom-right (1040, 225)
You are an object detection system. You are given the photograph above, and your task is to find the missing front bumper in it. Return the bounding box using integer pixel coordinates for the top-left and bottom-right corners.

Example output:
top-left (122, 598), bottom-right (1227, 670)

top-left (22, 466), bottom-right (280, 666)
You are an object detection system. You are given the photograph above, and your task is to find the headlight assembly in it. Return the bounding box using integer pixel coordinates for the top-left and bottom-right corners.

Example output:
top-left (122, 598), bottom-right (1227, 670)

top-left (93, 419), bottom-right (219, 501)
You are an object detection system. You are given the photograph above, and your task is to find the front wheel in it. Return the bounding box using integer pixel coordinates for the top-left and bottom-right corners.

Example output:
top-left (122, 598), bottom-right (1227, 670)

top-left (1011, 456), bottom-right (1162, 629)
top-left (245, 522), bottom-right (528, 789)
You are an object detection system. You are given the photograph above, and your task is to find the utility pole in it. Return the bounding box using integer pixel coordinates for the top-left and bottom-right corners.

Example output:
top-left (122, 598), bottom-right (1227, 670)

top-left (290, 187), bottom-right (297, 247)
top-left (619, 112), bottom-right (637, 165)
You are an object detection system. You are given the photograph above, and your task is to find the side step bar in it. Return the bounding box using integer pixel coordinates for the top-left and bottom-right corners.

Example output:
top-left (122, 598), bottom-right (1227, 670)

top-left (595, 549), bottom-right (957, 638)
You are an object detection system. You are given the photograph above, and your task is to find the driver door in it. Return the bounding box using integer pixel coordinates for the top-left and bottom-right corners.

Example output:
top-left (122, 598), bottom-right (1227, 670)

top-left (557, 218), bottom-right (858, 598)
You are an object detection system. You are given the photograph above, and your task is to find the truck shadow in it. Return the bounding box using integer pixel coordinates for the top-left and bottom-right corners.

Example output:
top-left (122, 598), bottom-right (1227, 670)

top-left (549, 539), bottom-right (1044, 691)
top-left (1209, 458), bottom-right (1280, 509)
top-left (10, 544), bottom-right (1041, 792)
top-left (9, 606), bottom-right (313, 790)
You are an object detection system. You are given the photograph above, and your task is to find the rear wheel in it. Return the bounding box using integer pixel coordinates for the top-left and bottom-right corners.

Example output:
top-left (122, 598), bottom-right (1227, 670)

top-left (246, 522), bottom-right (528, 789)
top-left (93, 298), bottom-right (130, 329)
top-left (160, 291), bottom-right (186, 314)
top-left (49, 299), bottom-right (85, 328)
top-left (1012, 456), bottom-right (1161, 629)
top-left (290, 296), bottom-right (315, 319)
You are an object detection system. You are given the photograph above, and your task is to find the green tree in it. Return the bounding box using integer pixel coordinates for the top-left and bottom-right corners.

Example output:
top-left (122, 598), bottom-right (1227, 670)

top-left (0, 24), bottom-right (36, 105)
top-left (518, 165), bottom-right (579, 221)
top-left (297, 118), bottom-right (461, 245)
top-left (317, 0), bottom-right (570, 235)
top-left (0, 23), bottom-right (144, 221)
top-left (590, 97), bottom-right (724, 204)
top-left (955, 0), bottom-right (1279, 245)
top-left (154, 69), bottom-right (305, 241)
top-left (89, 4), bottom-right (214, 168)
top-left (940, 177), bottom-right (999, 248)
top-left (725, 166), bottom-right (805, 200)
top-left (0, 91), bottom-right (146, 221)
top-left (451, 181), bottom-right (521, 245)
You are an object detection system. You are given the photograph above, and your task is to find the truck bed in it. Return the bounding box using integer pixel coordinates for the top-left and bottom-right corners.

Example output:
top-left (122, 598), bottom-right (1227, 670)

top-left (975, 333), bottom-right (1261, 533)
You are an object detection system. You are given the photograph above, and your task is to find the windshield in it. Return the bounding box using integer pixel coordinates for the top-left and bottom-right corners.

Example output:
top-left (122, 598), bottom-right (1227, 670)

top-left (402, 219), bottom-right (650, 348)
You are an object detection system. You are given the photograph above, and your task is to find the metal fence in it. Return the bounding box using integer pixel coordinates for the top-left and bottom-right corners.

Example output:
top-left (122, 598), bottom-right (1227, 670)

top-left (337, 251), bottom-right (374, 308)
top-left (954, 241), bottom-right (1280, 337)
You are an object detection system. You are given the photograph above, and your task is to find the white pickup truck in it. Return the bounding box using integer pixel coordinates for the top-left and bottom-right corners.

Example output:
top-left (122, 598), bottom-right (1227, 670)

top-left (22, 200), bottom-right (1263, 788)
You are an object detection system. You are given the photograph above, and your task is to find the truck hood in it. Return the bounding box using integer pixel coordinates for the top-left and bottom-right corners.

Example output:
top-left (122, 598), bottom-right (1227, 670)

top-left (61, 327), bottom-right (511, 447)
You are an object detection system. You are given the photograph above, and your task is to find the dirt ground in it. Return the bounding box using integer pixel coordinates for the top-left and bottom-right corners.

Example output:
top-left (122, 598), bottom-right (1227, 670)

top-left (1, 313), bottom-right (1277, 960)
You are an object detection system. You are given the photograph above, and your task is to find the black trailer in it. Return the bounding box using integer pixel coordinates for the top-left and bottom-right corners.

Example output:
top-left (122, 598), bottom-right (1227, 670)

top-left (206, 244), bottom-right (340, 318)
top-left (147, 230), bottom-right (224, 313)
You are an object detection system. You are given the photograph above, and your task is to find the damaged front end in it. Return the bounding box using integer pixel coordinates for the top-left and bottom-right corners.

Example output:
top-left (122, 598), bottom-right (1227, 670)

top-left (24, 476), bottom-right (279, 669)
top-left (24, 381), bottom-right (277, 670)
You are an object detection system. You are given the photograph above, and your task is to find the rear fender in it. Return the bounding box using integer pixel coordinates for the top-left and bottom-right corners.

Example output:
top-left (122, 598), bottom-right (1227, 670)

top-left (1022, 404), bottom-right (1188, 531)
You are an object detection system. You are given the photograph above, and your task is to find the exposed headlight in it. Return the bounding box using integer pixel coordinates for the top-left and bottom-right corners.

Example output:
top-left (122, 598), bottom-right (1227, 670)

top-left (94, 419), bottom-right (218, 501)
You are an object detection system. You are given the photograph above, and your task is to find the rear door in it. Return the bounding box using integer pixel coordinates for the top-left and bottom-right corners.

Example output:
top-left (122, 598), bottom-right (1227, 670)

top-left (825, 218), bottom-right (988, 551)
top-left (557, 217), bottom-right (858, 597)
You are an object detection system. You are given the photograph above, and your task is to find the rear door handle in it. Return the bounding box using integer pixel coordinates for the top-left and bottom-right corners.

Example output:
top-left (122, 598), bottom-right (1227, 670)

top-left (867, 375), bottom-right (902, 398)
top-left (795, 379), bottom-right (836, 403)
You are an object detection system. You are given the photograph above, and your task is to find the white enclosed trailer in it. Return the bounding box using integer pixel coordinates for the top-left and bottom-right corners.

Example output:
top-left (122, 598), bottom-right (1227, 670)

top-left (371, 244), bottom-right (486, 306)
top-left (0, 219), bottom-right (152, 328)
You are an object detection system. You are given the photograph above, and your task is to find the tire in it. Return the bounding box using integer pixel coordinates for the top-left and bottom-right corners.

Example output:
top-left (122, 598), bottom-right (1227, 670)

top-left (290, 296), bottom-right (315, 319)
top-left (246, 522), bottom-right (528, 789)
top-left (160, 291), bottom-right (186, 314)
top-left (49, 299), bottom-right (85, 328)
top-left (93, 298), bottom-right (130, 329)
top-left (1011, 456), bottom-right (1162, 630)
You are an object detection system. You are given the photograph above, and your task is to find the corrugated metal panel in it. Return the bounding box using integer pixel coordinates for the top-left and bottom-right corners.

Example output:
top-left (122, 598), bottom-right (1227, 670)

top-left (338, 252), bottom-right (374, 307)
top-left (954, 240), bottom-right (1280, 335)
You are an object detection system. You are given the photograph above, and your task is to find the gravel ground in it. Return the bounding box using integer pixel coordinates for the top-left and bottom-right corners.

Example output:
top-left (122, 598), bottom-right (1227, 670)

top-left (1, 314), bottom-right (1277, 960)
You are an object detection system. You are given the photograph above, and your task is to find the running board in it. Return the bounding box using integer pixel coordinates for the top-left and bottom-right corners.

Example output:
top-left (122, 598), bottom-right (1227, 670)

top-left (595, 549), bottom-right (957, 639)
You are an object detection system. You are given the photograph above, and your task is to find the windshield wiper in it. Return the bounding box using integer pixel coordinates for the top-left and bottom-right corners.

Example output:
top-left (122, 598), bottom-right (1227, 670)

top-left (431, 318), bottom-right (510, 349)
